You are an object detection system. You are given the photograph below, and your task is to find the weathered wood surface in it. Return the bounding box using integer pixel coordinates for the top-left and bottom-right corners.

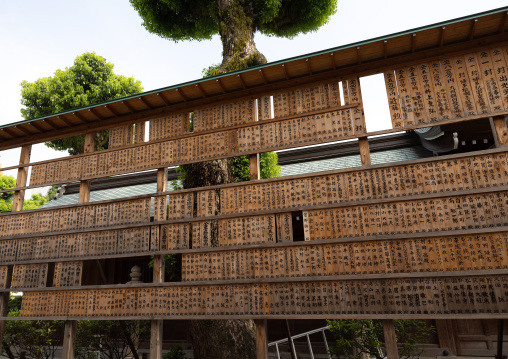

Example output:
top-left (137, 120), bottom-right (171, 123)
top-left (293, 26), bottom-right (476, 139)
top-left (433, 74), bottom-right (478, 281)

top-left (17, 274), bottom-right (508, 318)
top-left (4, 38), bottom-right (508, 324)
top-left (385, 46), bottom-right (508, 129)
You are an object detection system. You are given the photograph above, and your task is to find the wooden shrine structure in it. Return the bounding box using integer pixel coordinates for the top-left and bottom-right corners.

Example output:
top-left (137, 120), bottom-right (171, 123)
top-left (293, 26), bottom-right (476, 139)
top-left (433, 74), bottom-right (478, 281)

top-left (2, 7), bottom-right (508, 359)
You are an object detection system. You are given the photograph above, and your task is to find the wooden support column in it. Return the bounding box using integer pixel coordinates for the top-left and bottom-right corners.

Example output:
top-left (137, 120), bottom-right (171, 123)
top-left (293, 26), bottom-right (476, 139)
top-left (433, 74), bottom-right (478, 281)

top-left (62, 133), bottom-right (94, 359)
top-left (0, 145), bottom-right (31, 354)
top-left (150, 168), bottom-right (167, 359)
top-left (435, 320), bottom-right (457, 356)
top-left (359, 137), bottom-right (371, 166)
top-left (250, 153), bottom-right (267, 359)
top-left (490, 115), bottom-right (508, 147)
top-left (250, 154), bottom-right (261, 180)
top-left (12, 145), bottom-right (31, 211)
top-left (255, 319), bottom-right (268, 359)
top-left (61, 321), bottom-right (77, 359)
top-left (497, 319), bottom-right (504, 359)
top-left (249, 152), bottom-right (267, 356)
top-left (383, 320), bottom-right (399, 359)
top-left (0, 268), bottom-right (12, 355)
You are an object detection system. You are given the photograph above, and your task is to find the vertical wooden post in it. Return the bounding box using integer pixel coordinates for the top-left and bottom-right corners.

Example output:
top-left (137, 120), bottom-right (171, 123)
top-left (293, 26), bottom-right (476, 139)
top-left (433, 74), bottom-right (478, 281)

top-left (435, 320), bottom-right (457, 356)
top-left (61, 321), bottom-right (78, 359)
top-left (382, 319), bottom-right (398, 359)
top-left (12, 145), bottom-right (31, 212)
top-left (150, 168), bottom-right (167, 359)
top-left (359, 137), bottom-right (371, 166)
top-left (62, 133), bottom-right (94, 359)
top-left (0, 145), bottom-right (31, 354)
top-left (250, 154), bottom-right (260, 180)
top-left (250, 152), bottom-right (267, 359)
top-left (497, 319), bottom-right (504, 359)
top-left (0, 267), bottom-right (12, 355)
top-left (490, 115), bottom-right (508, 147)
top-left (255, 319), bottom-right (268, 359)
top-left (249, 151), bottom-right (267, 356)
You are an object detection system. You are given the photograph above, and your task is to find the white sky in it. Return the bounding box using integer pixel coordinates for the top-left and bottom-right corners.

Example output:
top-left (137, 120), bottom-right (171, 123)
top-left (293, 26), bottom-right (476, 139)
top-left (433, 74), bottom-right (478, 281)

top-left (0, 0), bottom-right (507, 194)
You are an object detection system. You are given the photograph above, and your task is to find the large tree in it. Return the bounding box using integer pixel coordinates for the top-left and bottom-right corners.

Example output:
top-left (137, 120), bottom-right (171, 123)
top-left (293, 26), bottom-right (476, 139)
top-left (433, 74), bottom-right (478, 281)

top-left (130, 0), bottom-right (337, 72)
top-left (20, 52), bottom-right (143, 155)
top-left (131, 1), bottom-right (337, 358)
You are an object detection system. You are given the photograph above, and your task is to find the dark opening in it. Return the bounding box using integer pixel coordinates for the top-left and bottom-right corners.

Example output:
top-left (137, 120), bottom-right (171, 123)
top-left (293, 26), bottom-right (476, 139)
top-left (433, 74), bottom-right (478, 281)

top-left (46, 262), bottom-right (55, 287)
top-left (291, 211), bottom-right (305, 242)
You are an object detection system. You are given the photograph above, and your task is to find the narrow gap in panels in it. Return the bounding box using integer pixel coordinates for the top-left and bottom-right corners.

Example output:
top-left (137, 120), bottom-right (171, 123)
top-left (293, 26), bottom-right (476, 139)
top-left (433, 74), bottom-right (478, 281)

top-left (359, 74), bottom-right (392, 133)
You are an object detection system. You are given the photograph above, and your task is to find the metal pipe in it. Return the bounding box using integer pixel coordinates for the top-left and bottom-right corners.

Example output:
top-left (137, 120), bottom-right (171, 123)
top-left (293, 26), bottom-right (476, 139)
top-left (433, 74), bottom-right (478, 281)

top-left (306, 334), bottom-right (315, 359)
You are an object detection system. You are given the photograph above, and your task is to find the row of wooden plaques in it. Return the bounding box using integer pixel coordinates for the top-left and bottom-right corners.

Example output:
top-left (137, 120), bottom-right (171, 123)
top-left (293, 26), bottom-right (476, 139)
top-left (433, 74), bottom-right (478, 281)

top-left (385, 46), bottom-right (508, 128)
top-left (19, 275), bottom-right (507, 318)
top-left (0, 198), bottom-right (151, 238)
top-left (147, 80), bottom-right (360, 141)
top-left (0, 226), bottom-right (156, 263)
top-left (6, 261), bottom-right (82, 289)
top-left (3, 229), bottom-right (507, 287)
top-left (5, 150), bottom-right (508, 238)
top-left (181, 232), bottom-right (508, 281)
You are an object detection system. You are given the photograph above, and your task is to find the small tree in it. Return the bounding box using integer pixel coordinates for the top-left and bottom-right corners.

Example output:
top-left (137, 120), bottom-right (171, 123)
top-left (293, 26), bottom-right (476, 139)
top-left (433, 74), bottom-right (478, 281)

top-left (20, 52), bottom-right (143, 155)
top-left (3, 310), bottom-right (64, 359)
top-left (74, 320), bottom-right (150, 359)
top-left (327, 319), bottom-right (435, 359)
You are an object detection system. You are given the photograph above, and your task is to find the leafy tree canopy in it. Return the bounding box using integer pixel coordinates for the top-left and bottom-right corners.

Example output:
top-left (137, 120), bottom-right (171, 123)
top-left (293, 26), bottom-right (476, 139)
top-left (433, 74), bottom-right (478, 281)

top-left (131, 0), bottom-right (337, 73)
top-left (22, 194), bottom-right (48, 211)
top-left (3, 309), bottom-right (64, 359)
top-left (130, 0), bottom-right (337, 41)
top-left (0, 175), bottom-right (16, 202)
top-left (20, 52), bottom-right (143, 155)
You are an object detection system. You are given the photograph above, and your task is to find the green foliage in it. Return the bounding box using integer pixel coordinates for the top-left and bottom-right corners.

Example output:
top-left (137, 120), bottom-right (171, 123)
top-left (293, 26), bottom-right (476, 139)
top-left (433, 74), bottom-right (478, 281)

top-left (0, 175), bottom-right (48, 213)
top-left (3, 309), bottom-right (64, 359)
top-left (163, 346), bottom-right (186, 359)
top-left (22, 194), bottom-right (48, 211)
top-left (0, 174), bottom-right (16, 213)
top-left (231, 152), bottom-right (281, 182)
top-left (45, 185), bottom-right (60, 202)
top-left (8, 295), bottom-right (23, 312)
top-left (394, 320), bottom-right (436, 359)
top-left (202, 64), bottom-right (223, 78)
top-left (148, 254), bottom-right (182, 282)
top-left (130, 0), bottom-right (337, 41)
top-left (327, 319), bottom-right (383, 359)
top-left (173, 151), bottom-right (281, 188)
top-left (75, 320), bottom-right (150, 359)
top-left (259, 151), bottom-right (281, 179)
top-left (327, 319), bottom-right (435, 359)
top-left (20, 52), bottom-right (143, 155)
top-left (0, 175), bottom-right (15, 201)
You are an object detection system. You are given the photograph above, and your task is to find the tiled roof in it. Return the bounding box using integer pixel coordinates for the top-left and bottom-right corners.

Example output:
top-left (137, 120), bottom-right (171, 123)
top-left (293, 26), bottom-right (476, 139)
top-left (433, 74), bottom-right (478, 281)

top-left (281, 146), bottom-right (432, 176)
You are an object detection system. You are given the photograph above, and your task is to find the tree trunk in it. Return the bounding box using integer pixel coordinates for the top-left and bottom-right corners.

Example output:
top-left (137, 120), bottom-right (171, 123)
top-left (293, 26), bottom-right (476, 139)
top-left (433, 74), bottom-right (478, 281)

top-left (185, 161), bottom-right (257, 359)
top-left (187, 2), bottom-right (267, 357)
top-left (216, 0), bottom-right (266, 73)
top-left (190, 320), bottom-right (256, 359)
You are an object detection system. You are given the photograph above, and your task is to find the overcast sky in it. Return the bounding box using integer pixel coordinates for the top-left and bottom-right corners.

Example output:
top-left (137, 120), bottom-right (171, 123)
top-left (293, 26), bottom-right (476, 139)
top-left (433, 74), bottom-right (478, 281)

top-left (1, 0), bottom-right (507, 192)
